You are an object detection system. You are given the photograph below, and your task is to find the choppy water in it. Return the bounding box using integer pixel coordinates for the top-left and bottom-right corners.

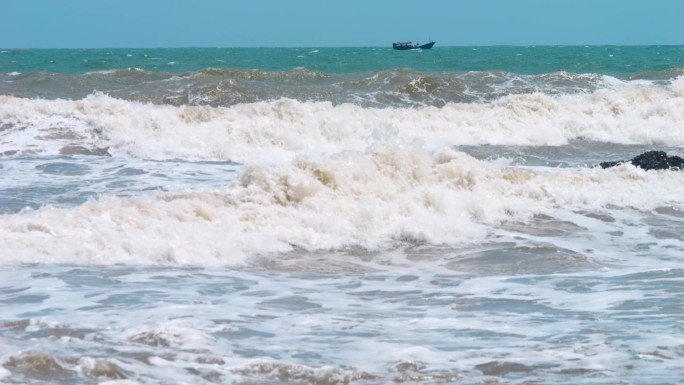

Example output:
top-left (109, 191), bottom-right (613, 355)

top-left (1, 46), bottom-right (684, 384)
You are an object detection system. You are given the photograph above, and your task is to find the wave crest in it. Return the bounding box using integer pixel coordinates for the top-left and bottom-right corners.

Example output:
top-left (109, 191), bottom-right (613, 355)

top-left (1, 78), bottom-right (683, 161)
top-left (2, 145), bottom-right (683, 266)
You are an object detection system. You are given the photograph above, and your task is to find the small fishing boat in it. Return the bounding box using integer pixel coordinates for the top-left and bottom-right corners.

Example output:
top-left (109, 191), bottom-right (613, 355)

top-left (392, 41), bottom-right (435, 50)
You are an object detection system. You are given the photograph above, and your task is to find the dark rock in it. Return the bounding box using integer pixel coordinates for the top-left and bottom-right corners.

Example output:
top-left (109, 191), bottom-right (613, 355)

top-left (599, 151), bottom-right (684, 171)
top-left (598, 160), bottom-right (624, 169)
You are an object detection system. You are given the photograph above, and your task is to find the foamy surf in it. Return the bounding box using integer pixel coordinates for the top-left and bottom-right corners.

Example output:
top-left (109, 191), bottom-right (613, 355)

top-left (1, 146), bottom-right (683, 266)
top-left (1, 77), bottom-right (683, 162)
top-left (2, 46), bottom-right (684, 385)
top-left (2, 264), bottom-right (683, 384)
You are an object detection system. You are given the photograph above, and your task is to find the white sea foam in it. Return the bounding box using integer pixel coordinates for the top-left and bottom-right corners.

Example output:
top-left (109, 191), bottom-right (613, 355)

top-left (0, 365), bottom-right (10, 380)
top-left (1, 78), bottom-right (684, 266)
top-left (1, 262), bottom-right (682, 384)
top-left (1, 77), bottom-right (683, 161)
top-left (1, 145), bottom-right (683, 266)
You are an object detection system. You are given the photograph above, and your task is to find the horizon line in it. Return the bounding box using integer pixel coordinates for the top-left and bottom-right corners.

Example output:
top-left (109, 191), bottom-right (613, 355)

top-left (3, 43), bottom-right (684, 50)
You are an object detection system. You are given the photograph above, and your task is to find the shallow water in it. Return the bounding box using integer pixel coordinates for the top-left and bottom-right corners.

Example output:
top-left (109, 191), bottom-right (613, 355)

top-left (2, 257), bottom-right (684, 384)
top-left (2, 186), bottom-right (684, 383)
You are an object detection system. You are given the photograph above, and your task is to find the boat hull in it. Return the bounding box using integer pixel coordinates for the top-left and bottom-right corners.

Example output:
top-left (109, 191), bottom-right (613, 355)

top-left (392, 41), bottom-right (435, 50)
top-left (393, 45), bottom-right (412, 50)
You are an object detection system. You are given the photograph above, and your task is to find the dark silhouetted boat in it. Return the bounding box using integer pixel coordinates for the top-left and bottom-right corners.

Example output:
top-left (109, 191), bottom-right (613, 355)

top-left (392, 41), bottom-right (435, 50)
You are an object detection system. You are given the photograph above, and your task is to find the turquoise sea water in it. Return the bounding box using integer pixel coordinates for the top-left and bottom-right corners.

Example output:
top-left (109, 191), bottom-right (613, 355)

top-left (1, 46), bottom-right (684, 384)
top-left (3, 46), bottom-right (683, 75)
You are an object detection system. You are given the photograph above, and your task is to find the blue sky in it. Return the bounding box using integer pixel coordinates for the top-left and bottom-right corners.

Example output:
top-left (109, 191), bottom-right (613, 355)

top-left (1, 0), bottom-right (683, 48)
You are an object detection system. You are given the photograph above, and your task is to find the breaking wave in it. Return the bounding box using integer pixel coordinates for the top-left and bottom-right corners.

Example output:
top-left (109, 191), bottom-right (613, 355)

top-left (1, 76), bottom-right (683, 161)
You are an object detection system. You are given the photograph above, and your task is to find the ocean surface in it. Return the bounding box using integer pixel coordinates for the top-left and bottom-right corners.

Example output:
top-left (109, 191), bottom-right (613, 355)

top-left (1, 46), bottom-right (684, 384)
